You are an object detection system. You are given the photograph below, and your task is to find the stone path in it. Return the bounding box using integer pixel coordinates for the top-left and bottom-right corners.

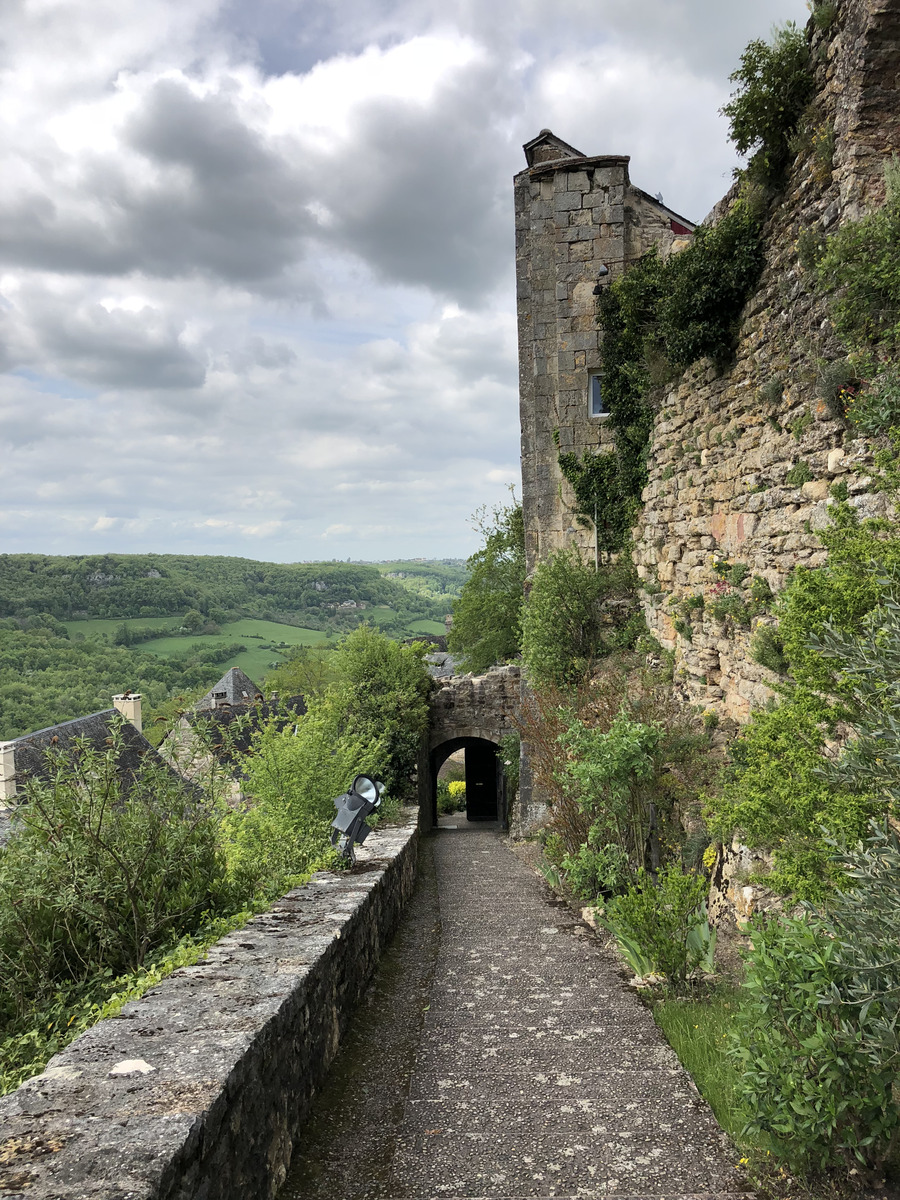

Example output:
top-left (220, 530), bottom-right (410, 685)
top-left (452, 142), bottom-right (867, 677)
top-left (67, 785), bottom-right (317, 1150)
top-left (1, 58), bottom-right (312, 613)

top-left (279, 821), bottom-right (750, 1200)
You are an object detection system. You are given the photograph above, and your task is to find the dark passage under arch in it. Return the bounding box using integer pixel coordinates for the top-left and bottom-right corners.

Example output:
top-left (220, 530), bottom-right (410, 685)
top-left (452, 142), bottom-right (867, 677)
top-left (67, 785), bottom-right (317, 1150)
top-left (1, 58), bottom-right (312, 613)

top-left (429, 736), bottom-right (505, 827)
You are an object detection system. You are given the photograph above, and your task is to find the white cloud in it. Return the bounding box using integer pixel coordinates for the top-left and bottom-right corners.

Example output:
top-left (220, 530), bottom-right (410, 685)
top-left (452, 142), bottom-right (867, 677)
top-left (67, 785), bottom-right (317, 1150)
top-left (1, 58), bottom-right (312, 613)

top-left (0, 0), bottom-right (809, 560)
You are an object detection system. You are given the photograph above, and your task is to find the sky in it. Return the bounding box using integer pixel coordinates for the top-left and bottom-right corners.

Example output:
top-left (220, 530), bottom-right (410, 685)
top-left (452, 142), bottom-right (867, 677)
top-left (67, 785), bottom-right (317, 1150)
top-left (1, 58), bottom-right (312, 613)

top-left (0, 0), bottom-right (808, 564)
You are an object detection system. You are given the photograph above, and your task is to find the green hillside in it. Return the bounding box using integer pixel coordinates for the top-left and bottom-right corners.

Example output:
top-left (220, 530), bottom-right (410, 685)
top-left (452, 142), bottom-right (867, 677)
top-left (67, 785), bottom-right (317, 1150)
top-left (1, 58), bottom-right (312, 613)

top-left (0, 555), bottom-right (460, 741)
top-left (0, 553), bottom-right (455, 626)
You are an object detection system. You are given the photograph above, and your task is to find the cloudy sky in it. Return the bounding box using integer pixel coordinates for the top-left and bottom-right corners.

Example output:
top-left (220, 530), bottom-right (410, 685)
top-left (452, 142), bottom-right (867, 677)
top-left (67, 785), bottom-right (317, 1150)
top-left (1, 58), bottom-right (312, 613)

top-left (1, 0), bottom-right (807, 563)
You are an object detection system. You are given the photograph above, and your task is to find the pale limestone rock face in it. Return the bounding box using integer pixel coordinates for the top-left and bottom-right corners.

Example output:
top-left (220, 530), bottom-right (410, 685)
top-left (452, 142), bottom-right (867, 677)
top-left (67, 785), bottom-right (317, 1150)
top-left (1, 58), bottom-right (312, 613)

top-left (708, 839), bottom-right (785, 933)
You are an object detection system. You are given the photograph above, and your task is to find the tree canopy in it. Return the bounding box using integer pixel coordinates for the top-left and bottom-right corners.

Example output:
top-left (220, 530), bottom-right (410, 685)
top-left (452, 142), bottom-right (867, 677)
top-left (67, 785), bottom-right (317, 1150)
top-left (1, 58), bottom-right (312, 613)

top-left (448, 502), bottom-right (526, 674)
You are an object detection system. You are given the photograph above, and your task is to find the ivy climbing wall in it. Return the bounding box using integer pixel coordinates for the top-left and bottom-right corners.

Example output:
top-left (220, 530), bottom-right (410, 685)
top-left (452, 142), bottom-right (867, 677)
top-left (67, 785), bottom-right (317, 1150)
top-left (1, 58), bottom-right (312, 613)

top-left (515, 133), bottom-right (695, 575)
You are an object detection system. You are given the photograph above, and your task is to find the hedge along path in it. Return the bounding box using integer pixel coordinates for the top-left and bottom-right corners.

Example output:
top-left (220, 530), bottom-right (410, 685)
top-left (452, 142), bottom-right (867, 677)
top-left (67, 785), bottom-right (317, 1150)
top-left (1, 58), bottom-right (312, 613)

top-left (282, 820), bottom-right (750, 1200)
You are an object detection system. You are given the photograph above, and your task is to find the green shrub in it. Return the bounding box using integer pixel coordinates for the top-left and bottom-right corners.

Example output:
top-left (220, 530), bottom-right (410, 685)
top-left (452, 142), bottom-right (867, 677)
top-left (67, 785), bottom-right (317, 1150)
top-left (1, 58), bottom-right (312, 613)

top-left (437, 779), bottom-right (466, 815)
top-left (810, 0), bottom-right (838, 32)
top-left (825, 826), bottom-right (900, 1087)
top-left (812, 593), bottom-right (900, 809)
top-left (750, 625), bottom-right (788, 674)
top-left (721, 22), bottom-right (814, 184)
top-left (706, 589), bottom-right (750, 625)
top-left (705, 694), bottom-right (878, 903)
top-left (656, 199), bottom-right (767, 369)
top-left (561, 829), bottom-right (631, 901)
top-left (818, 172), bottom-right (900, 351)
top-left (329, 625), bottom-right (431, 801)
top-left (733, 910), bottom-right (898, 1173)
top-left (776, 501), bottom-right (900, 692)
top-left (785, 459), bottom-right (814, 487)
top-left (0, 720), bottom-right (232, 1019)
top-left (520, 547), bottom-right (637, 688)
top-left (749, 574), bottom-right (773, 606)
top-left (727, 563), bottom-right (751, 588)
top-left (225, 704), bottom-right (368, 900)
top-left (555, 707), bottom-right (661, 868)
top-left (604, 865), bottom-right (709, 993)
top-left (845, 364), bottom-right (900, 436)
top-left (816, 358), bottom-right (858, 422)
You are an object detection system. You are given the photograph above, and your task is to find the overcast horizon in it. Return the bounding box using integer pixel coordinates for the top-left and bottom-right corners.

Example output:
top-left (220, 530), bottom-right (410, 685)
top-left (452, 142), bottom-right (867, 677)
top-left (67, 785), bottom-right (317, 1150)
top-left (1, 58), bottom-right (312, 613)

top-left (1, 0), bottom-right (808, 564)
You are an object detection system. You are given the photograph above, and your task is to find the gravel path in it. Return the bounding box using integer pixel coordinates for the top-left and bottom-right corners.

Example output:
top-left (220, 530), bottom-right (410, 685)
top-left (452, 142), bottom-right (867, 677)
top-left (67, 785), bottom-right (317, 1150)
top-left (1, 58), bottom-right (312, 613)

top-left (279, 821), bottom-right (751, 1200)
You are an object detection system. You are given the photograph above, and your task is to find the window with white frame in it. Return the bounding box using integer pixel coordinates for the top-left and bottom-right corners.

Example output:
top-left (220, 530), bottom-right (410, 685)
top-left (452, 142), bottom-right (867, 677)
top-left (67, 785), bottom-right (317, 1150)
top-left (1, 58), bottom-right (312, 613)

top-left (589, 373), bottom-right (609, 418)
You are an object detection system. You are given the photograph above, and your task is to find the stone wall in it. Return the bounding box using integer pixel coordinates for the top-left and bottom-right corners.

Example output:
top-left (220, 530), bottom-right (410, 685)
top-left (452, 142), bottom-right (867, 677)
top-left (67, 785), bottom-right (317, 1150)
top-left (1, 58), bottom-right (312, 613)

top-left (632, 0), bottom-right (900, 719)
top-left (0, 814), bottom-right (418, 1200)
top-left (428, 665), bottom-right (522, 751)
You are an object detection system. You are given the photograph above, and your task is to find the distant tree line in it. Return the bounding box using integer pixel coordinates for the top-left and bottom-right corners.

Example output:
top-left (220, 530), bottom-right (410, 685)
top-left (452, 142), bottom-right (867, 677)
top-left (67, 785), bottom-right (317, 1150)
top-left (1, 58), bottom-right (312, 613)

top-left (0, 554), bottom-right (456, 624)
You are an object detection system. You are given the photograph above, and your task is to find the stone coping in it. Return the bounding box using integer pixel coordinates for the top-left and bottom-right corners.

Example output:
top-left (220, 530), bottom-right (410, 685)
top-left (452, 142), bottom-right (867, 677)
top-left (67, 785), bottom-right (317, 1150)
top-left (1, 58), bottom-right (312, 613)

top-left (0, 811), bottom-right (419, 1199)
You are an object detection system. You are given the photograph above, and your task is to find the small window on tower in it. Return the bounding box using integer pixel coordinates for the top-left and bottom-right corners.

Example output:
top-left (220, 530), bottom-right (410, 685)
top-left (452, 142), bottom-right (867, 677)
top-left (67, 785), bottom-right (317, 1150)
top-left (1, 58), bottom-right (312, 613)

top-left (589, 374), bottom-right (609, 418)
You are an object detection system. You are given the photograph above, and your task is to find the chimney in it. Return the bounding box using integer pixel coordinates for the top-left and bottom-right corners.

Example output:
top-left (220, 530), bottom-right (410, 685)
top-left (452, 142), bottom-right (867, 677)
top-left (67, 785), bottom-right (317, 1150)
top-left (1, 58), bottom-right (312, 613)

top-left (113, 693), bottom-right (142, 732)
top-left (0, 742), bottom-right (16, 806)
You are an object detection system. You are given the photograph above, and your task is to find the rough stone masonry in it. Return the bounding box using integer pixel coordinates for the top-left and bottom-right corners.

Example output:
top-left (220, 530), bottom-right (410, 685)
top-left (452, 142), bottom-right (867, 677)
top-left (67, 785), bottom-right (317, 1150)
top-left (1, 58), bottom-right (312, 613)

top-left (516, 0), bottom-right (900, 722)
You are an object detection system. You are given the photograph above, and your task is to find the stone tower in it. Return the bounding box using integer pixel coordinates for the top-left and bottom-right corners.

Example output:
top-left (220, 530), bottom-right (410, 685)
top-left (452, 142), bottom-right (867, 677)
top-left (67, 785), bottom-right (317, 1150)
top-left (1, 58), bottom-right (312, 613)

top-left (515, 130), bottom-right (695, 572)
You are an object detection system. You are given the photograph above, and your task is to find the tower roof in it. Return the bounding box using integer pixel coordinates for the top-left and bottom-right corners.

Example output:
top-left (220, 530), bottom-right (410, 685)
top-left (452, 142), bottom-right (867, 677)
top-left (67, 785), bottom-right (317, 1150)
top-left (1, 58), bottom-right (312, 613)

top-left (196, 667), bottom-right (261, 710)
top-left (522, 129), bottom-right (585, 167)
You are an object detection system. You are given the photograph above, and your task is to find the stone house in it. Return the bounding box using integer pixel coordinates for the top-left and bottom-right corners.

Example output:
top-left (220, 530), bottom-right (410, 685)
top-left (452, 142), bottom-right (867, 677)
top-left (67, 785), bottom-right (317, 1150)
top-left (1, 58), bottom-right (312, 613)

top-left (0, 693), bottom-right (186, 845)
top-left (160, 668), bottom-right (306, 807)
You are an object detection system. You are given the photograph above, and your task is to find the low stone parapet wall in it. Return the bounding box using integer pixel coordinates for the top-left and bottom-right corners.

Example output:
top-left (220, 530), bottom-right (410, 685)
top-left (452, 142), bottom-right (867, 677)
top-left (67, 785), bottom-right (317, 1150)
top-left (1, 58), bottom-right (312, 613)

top-left (0, 812), bottom-right (419, 1199)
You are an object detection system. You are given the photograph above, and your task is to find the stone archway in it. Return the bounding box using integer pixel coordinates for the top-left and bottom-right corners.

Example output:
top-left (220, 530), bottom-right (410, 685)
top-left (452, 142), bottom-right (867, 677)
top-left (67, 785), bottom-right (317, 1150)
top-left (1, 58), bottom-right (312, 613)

top-left (421, 665), bottom-right (521, 830)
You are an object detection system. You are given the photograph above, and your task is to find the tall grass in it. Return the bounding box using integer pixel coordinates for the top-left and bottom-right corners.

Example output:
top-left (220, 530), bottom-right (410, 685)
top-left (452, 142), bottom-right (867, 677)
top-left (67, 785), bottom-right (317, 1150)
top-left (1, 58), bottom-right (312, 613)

top-left (652, 987), bottom-right (744, 1140)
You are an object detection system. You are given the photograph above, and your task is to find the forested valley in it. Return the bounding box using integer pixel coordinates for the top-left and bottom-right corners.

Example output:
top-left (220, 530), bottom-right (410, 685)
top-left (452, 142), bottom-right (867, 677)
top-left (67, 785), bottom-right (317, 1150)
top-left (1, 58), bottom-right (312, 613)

top-left (0, 554), bottom-right (465, 741)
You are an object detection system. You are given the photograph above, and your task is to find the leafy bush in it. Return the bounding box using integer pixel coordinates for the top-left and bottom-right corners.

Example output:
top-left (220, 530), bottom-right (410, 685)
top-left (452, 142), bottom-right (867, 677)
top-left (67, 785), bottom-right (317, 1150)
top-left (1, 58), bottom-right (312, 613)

top-left (785, 459), bottom-right (814, 487)
top-left (553, 705), bottom-right (664, 875)
top-left (816, 357), bottom-right (859, 422)
top-left (656, 199), bottom-right (767, 369)
top-left (733, 908), bottom-right (899, 1174)
top-left (561, 829), bottom-right (631, 902)
top-left (750, 625), bottom-right (789, 674)
top-left (520, 546), bottom-right (638, 688)
top-left (0, 719), bottom-right (232, 1021)
top-left (705, 694), bottom-right (879, 903)
top-left (225, 706), bottom-right (365, 900)
top-left (604, 865), bottom-right (709, 993)
top-left (776, 500), bottom-right (900, 692)
top-left (518, 658), bottom-right (714, 872)
top-left (845, 364), bottom-right (900, 436)
top-left (437, 779), bottom-right (466, 815)
top-left (813, 593), bottom-right (900, 809)
top-left (329, 625), bottom-right (431, 801)
top-left (721, 22), bottom-right (814, 184)
top-left (448, 501), bottom-right (526, 673)
top-left (818, 173), bottom-right (900, 352)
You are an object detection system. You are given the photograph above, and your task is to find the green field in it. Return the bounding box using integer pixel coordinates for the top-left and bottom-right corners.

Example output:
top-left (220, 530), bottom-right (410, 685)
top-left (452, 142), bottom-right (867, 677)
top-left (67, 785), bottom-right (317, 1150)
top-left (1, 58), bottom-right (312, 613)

top-left (138, 620), bottom-right (330, 683)
top-left (63, 616), bottom-right (182, 639)
top-left (63, 617), bottom-right (332, 686)
top-left (408, 619), bottom-right (447, 636)
top-left (59, 610), bottom-right (442, 689)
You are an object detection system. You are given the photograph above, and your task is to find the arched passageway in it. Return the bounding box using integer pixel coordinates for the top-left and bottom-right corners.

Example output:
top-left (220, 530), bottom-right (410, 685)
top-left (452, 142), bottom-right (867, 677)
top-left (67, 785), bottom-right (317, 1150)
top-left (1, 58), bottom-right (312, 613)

top-left (421, 664), bottom-right (521, 831)
top-left (429, 736), bottom-right (505, 826)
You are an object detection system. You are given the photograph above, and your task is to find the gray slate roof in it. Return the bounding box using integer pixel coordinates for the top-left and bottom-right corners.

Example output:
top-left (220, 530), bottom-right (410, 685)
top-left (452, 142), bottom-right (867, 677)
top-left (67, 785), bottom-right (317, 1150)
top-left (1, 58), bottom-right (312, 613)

top-left (185, 695), bottom-right (307, 775)
top-left (8, 710), bottom-right (166, 788)
top-left (195, 668), bottom-right (261, 710)
top-left (1, 711), bottom-right (196, 845)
